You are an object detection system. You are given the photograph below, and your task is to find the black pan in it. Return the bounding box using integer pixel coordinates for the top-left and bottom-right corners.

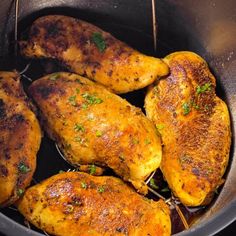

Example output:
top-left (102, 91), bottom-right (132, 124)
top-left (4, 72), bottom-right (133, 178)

top-left (0, 0), bottom-right (235, 235)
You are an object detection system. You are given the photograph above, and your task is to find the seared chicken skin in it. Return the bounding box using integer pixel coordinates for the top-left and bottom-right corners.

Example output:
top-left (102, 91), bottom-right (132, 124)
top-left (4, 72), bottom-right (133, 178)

top-left (145, 52), bottom-right (231, 206)
top-left (20, 15), bottom-right (169, 94)
top-left (0, 71), bottom-right (41, 207)
top-left (17, 172), bottom-right (171, 236)
top-left (29, 72), bottom-right (162, 193)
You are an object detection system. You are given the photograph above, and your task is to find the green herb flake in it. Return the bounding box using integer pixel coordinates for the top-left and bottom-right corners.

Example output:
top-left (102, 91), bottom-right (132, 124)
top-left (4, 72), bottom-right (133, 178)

top-left (156, 124), bottom-right (165, 130)
top-left (196, 83), bottom-right (211, 94)
top-left (49, 73), bottom-right (59, 81)
top-left (89, 164), bottom-right (96, 175)
top-left (76, 88), bottom-right (80, 94)
top-left (119, 155), bottom-right (125, 161)
top-left (132, 138), bottom-right (139, 145)
top-left (65, 143), bottom-right (72, 149)
top-left (68, 95), bottom-right (77, 106)
top-left (62, 121), bottom-right (68, 126)
top-left (82, 93), bottom-right (103, 105)
top-left (161, 186), bottom-right (170, 193)
top-left (18, 162), bottom-right (30, 174)
top-left (17, 188), bottom-right (24, 196)
top-left (144, 139), bottom-right (151, 145)
top-left (98, 186), bottom-right (105, 193)
top-left (81, 182), bottom-right (87, 189)
top-left (74, 136), bottom-right (82, 142)
top-left (153, 86), bottom-right (159, 96)
top-left (150, 178), bottom-right (159, 190)
top-left (59, 170), bottom-right (65, 174)
top-left (192, 102), bottom-right (200, 110)
top-left (91, 32), bottom-right (106, 52)
top-left (143, 197), bottom-right (152, 203)
top-left (96, 130), bottom-right (103, 137)
top-left (82, 103), bottom-right (88, 110)
top-left (182, 102), bottom-right (191, 115)
top-left (215, 188), bottom-right (219, 195)
top-left (74, 123), bottom-right (85, 132)
top-left (75, 79), bottom-right (83, 84)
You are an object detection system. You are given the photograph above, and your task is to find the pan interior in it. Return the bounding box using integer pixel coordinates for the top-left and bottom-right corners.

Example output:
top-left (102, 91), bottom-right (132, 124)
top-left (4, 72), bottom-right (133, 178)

top-left (0, 2), bottom-right (235, 236)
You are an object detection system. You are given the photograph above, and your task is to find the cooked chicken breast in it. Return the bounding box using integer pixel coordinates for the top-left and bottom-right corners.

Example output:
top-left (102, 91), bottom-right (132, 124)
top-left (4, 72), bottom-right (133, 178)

top-left (145, 52), bottom-right (231, 206)
top-left (20, 15), bottom-right (169, 94)
top-left (17, 172), bottom-right (171, 236)
top-left (0, 71), bottom-right (41, 207)
top-left (29, 72), bottom-right (162, 193)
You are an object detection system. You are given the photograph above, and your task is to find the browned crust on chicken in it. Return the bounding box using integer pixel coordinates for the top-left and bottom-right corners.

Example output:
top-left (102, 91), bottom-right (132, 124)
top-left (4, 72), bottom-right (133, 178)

top-left (17, 171), bottom-right (171, 236)
top-left (29, 72), bottom-right (162, 194)
top-left (145, 52), bottom-right (231, 206)
top-left (0, 71), bottom-right (41, 207)
top-left (20, 15), bottom-right (169, 94)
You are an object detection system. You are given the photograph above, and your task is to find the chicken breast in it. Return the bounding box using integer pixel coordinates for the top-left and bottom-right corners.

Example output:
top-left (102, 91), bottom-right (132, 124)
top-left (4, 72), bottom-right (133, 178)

top-left (0, 71), bottom-right (41, 207)
top-left (20, 15), bottom-right (169, 94)
top-left (145, 52), bottom-right (231, 206)
top-left (17, 171), bottom-right (171, 236)
top-left (29, 72), bottom-right (162, 193)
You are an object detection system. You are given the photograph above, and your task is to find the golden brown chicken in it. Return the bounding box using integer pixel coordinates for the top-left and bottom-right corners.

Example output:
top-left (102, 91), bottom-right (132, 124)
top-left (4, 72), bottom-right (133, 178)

top-left (0, 71), bottom-right (41, 207)
top-left (17, 171), bottom-right (171, 236)
top-left (29, 72), bottom-right (162, 194)
top-left (20, 15), bottom-right (169, 94)
top-left (145, 51), bottom-right (231, 206)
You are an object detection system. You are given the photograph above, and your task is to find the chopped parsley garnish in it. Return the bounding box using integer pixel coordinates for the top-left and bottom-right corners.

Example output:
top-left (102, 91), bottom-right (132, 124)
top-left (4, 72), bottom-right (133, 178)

top-left (65, 143), bottom-right (72, 149)
top-left (196, 83), bottom-right (211, 94)
top-left (89, 164), bottom-right (96, 175)
top-left (91, 32), bottom-right (106, 52)
top-left (156, 124), bottom-right (165, 130)
top-left (96, 130), bottom-right (103, 137)
top-left (82, 103), bottom-right (88, 110)
top-left (82, 93), bottom-right (103, 105)
top-left (98, 186), bottom-right (105, 193)
top-left (74, 123), bottom-right (85, 132)
top-left (150, 178), bottom-right (159, 190)
top-left (182, 102), bottom-right (191, 115)
top-left (153, 86), bottom-right (159, 96)
top-left (74, 137), bottom-right (88, 147)
top-left (192, 102), bottom-right (200, 110)
top-left (132, 138), bottom-right (139, 144)
top-left (74, 136), bottom-right (82, 142)
top-left (49, 73), bottom-right (59, 81)
top-left (144, 139), bottom-right (151, 145)
top-left (75, 78), bottom-right (83, 84)
top-left (68, 95), bottom-right (77, 106)
top-left (18, 162), bottom-right (31, 174)
top-left (17, 188), bottom-right (24, 196)
top-left (81, 182), bottom-right (87, 189)
top-left (62, 121), bottom-right (68, 126)
top-left (76, 88), bottom-right (80, 94)
top-left (161, 186), bottom-right (170, 193)
top-left (215, 188), bottom-right (219, 195)
top-left (119, 154), bottom-right (125, 161)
